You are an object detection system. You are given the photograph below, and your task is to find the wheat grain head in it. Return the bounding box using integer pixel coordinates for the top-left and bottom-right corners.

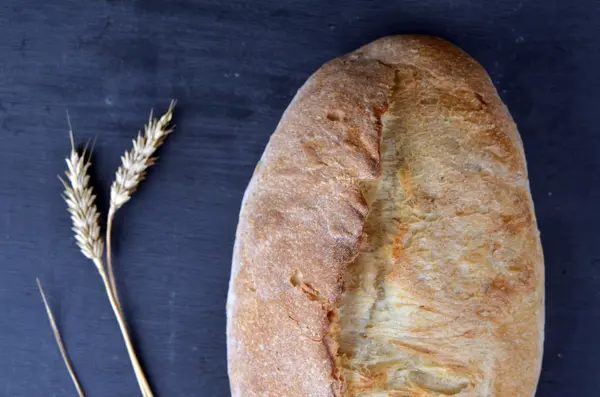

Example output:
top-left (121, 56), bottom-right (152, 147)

top-left (60, 126), bottom-right (104, 266)
top-left (110, 100), bottom-right (176, 212)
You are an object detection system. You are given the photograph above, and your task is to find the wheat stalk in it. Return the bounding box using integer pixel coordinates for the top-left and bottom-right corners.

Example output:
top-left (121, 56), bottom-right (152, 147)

top-left (37, 278), bottom-right (85, 397)
top-left (59, 124), bottom-right (154, 397)
top-left (106, 100), bottom-right (176, 309)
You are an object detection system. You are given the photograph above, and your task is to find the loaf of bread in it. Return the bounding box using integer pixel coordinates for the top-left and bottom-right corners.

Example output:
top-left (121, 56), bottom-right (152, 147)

top-left (227, 36), bottom-right (544, 397)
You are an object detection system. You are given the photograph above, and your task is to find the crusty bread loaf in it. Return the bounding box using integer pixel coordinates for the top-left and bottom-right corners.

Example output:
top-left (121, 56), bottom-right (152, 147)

top-left (227, 36), bottom-right (544, 397)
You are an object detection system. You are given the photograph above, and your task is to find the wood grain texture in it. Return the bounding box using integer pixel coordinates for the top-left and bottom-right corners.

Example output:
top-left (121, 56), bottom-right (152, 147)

top-left (0, 0), bottom-right (599, 396)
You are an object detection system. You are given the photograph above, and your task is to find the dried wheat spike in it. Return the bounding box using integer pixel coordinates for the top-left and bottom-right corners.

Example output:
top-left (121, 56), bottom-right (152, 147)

top-left (60, 128), bottom-right (104, 265)
top-left (106, 101), bottom-right (176, 309)
top-left (110, 100), bottom-right (176, 211)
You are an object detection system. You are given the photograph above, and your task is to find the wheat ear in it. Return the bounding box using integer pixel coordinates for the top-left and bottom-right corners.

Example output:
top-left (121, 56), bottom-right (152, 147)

top-left (37, 278), bottom-right (85, 397)
top-left (106, 100), bottom-right (176, 309)
top-left (61, 125), bottom-right (154, 397)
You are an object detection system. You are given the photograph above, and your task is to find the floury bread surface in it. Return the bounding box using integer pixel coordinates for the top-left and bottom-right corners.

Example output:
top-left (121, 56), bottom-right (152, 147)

top-left (227, 36), bottom-right (544, 397)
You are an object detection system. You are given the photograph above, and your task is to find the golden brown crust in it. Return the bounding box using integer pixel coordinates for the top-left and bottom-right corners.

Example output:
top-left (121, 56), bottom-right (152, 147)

top-left (227, 56), bottom-right (395, 397)
top-left (227, 36), bottom-right (544, 397)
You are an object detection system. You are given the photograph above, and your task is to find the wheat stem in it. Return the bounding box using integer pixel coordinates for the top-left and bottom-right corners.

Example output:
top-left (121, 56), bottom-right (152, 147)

top-left (95, 259), bottom-right (153, 397)
top-left (106, 209), bottom-right (119, 311)
top-left (37, 279), bottom-right (86, 397)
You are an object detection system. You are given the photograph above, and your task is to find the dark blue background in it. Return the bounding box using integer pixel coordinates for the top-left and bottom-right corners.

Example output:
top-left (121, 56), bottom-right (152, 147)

top-left (1, 0), bottom-right (599, 396)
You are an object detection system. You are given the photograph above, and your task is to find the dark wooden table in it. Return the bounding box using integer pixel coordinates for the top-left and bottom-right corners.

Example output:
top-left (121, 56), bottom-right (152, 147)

top-left (1, 0), bottom-right (599, 396)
